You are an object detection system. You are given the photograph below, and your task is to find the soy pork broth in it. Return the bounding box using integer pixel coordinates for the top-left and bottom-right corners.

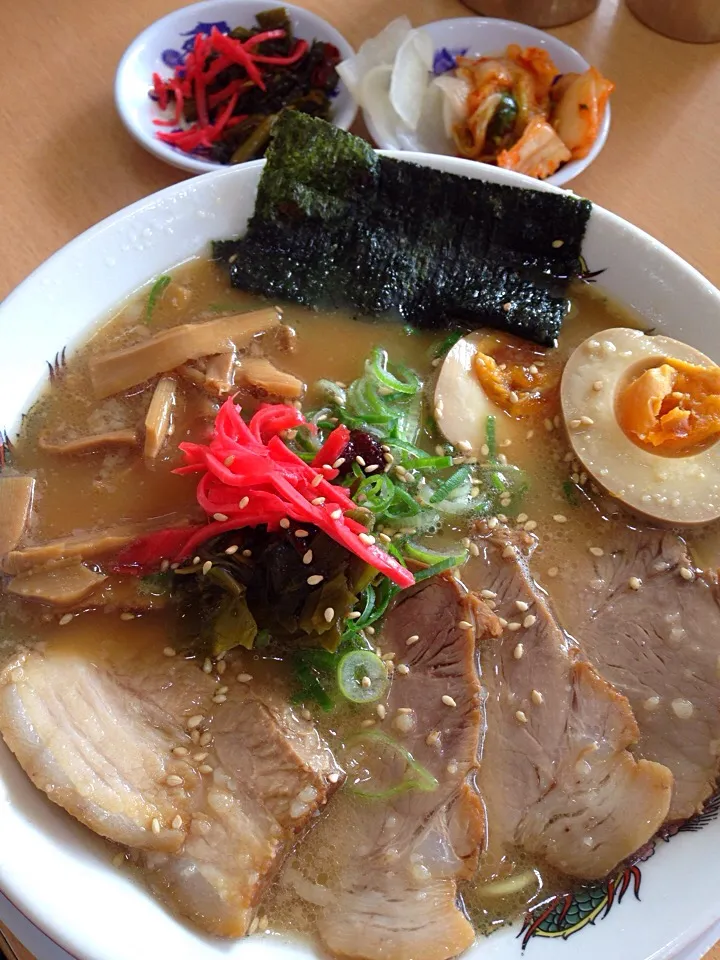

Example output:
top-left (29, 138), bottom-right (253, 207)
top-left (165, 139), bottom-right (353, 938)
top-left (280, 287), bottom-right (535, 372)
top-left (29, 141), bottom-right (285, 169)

top-left (0, 254), bottom-right (659, 943)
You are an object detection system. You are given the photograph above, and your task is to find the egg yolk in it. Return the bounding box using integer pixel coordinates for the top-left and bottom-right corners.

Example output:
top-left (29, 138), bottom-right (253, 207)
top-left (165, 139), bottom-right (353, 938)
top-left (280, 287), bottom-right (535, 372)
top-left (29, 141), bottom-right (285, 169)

top-left (472, 332), bottom-right (559, 417)
top-left (617, 358), bottom-right (720, 454)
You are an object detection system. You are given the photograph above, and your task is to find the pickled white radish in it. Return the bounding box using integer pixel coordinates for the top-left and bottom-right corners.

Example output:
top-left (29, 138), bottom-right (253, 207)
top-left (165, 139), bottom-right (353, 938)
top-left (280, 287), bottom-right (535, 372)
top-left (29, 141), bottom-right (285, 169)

top-left (432, 74), bottom-right (472, 138)
top-left (337, 17), bottom-right (412, 100)
top-left (359, 65), bottom-right (406, 149)
top-left (389, 30), bottom-right (434, 130)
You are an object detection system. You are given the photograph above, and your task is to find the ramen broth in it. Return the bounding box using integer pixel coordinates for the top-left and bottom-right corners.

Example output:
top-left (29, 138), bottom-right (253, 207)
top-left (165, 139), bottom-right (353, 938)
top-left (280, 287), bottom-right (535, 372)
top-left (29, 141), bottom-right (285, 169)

top-left (0, 255), bottom-right (674, 941)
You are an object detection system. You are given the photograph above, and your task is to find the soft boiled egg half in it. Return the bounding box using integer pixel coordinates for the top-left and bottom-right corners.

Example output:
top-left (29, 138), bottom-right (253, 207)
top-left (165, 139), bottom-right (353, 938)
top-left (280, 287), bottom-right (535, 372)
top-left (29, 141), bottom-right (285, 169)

top-left (561, 327), bottom-right (720, 525)
top-left (434, 329), bottom-right (561, 451)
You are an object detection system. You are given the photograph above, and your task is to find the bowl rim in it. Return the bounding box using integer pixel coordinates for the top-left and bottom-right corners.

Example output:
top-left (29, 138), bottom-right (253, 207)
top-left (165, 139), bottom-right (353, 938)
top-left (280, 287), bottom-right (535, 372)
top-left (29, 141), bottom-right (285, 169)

top-left (361, 15), bottom-right (610, 188)
top-left (1, 152), bottom-right (720, 960)
top-left (114, 0), bottom-right (357, 175)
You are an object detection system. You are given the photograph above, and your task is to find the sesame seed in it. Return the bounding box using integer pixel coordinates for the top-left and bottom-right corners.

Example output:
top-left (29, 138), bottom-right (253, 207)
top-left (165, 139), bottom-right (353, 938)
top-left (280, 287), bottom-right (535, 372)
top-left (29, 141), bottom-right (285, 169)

top-left (359, 533), bottom-right (375, 545)
top-left (502, 302), bottom-right (512, 312)
top-left (553, 514), bottom-right (567, 524)
top-left (515, 600), bottom-right (529, 612)
top-left (517, 513), bottom-right (528, 523)
top-left (544, 418), bottom-right (554, 432)
top-left (397, 663), bottom-right (410, 675)
top-left (212, 694), bottom-right (227, 704)
top-left (151, 818), bottom-right (161, 835)
top-left (295, 529), bottom-right (309, 538)
top-left (589, 546), bottom-right (604, 557)
top-left (225, 545), bottom-right (240, 556)
top-left (509, 391), bottom-right (519, 405)
top-left (120, 612), bottom-right (135, 621)
top-left (552, 238), bottom-right (565, 248)
top-left (280, 518), bottom-right (290, 529)
top-left (202, 561), bottom-right (213, 575)
top-left (186, 714), bottom-right (203, 730)
top-left (302, 549), bottom-right (313, 565)
top-left (366, 626), bottom-right (376, 635)
top-left (480, 590), bottom-right (497, 599)
top-left (458, 620), bottom-right (473, 629)
top-left (426, 731), bottom-right (440, 746)
top-left (224, 455), bottom-right (235, 467)
top-left (569, 419), bottom-right (582, 429)
top-left (679, 566), bottom-right (694, 581)
top-left (160, 559), bottom-right (170, 572)
top-left (548, 566), bottom-right (559, 577)
top-left (643, 696), bottom-right (660, 711)
top-left (531, 689), bottom-right (544, 706)
top-left (380, 652), bottom-right (395, 661)
top-left (365, 464), bottom-right (380, 473)
top-left (242, 549), bottom-right (252, 558)
top-left (301, 709), bottom-right (312, 721)
top-left (171, 815), bottom-right (183, 830)
top-left (237, 673), bottom-right (252, 683)
top-left (507, 621), bottom-right (521, 632)
top-left (348, 611), bottom-right (362, 620)
top-left (360, 675), bottom-right (372, 690)
top-left (311, 497), bottom-right (326, 506)
top-left (198, 764), bottom-right (214, 775)
top-left (199, 731), bottom-right (212, 747)
top-left (406, 635), bottom-right (420, 645)
top-left (376, 704), bottom-right (386, 719)
top-left (324, 607), bottom-right (335, 623)
top-left (498, 617), bottom-right (508, 628)
top-left (238, 496), bottom-right (249, 509)
top-left (502, 545), bottom-right (515, 559)
top-left (580, 416), bottom-right (594, 426)
top-left (213, 512), bottom-right (228, 522)
top-left (202, 657), bottom-right (212, 674)
top-left (513, 643), bottom-right (524, 660)
top-left (165, 775), bottom-right (183, 787)
top-left (172, 746), bottom-right (189, 757)
top-left (355, 456), bottom-right (366, 467)
top-left (383, 452), bottom-right (394, 463)
top-left (457, 439), bottom-right (472, 453)
top-left (526, 430), bottom-right (535, 440)
top-left (524, 520), bottom-right (537, 531)
top-left (306, 574), bottom-right (324, 587)
top-left (361, 718), bottom-right (376, 729)
top-left (592, 380), bottom-right (603, 392)
top-left (328, 772), bottom-right (340, 783)
top-left (193, 752), bottom-right (208, 762)
top-left (217, 660), bottom-right (226, 675)
top-left (628, 576), bottom-right (642, 590)
top-left (332, 457), bottom-right (346, 469)
top-left (672, 698), bottom-right (693, 720)
top-left (193, 556), bottom-right (201, 565)
top-left (59, 613), bottom-right (73, 626)
top-left (190, 730), bottom-right (200, 744)
top-left (378, 532), bottom-right (392, 544)
top-left (515, 710), bottom-right (528, 724)
top-left (469, 542), bottom-right (480, 557)
top-left (442, 695), bottom-right (457, 708)
top-left (331, 508), bottom-right (343, 520)
top-left (523, 615), bottom-right (537, 628)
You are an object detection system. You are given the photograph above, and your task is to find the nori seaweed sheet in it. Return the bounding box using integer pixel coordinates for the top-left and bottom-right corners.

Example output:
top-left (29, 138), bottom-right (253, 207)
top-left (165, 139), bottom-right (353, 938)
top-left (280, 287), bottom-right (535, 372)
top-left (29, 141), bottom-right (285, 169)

top-left (214, 112), bottom-right (592, 346)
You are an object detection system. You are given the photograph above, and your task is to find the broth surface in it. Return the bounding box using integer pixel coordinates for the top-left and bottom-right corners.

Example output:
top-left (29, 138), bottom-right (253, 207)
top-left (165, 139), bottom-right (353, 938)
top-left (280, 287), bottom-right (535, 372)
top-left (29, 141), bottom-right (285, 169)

top-left (1, 256), bottom-right (696, 944)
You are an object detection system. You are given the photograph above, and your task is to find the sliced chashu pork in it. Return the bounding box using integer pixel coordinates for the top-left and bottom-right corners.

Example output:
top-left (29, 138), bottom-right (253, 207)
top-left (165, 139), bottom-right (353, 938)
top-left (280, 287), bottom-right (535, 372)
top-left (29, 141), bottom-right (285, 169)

top-left (318, 576), bottom-right (485, 960)
top-left (466, 526), bottom-right (672, 879)
top-left (550, 526), bottom-right (720, 821)
top-left (0, 620), bottom-right (342, 936)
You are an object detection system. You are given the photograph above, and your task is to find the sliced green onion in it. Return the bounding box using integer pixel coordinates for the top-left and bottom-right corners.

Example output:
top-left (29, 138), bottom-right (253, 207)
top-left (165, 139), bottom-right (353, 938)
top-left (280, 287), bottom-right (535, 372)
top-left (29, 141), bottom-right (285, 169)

top-left (316, 379), bottom-right (347, 406)
top-left (145, 274), bottom-right (171, 322)
top-left (353, 584), bottom-right (376, 629)
top-left (431, 330), bottom-right (465, 359)
top-left (380, 486), bottom-right (422, 522)
top-left (430, 465), bottom-right (472, 504)
top-left (403, 541), bottom-right (467, 566)
top-left (486, 416), bottom-right (497, 460)
top-left (355, 474), bottom-right (395, 514)
top-left (367, 348), bottom-right (421, 396)
top-left (337, 650), bottom-right (388, 703)
top-left (405, 455), bottom-right (453, 470)
top-left (345, 730), bottom-right (439, 800)
top-left (413, 552), bottom-right (468, 582)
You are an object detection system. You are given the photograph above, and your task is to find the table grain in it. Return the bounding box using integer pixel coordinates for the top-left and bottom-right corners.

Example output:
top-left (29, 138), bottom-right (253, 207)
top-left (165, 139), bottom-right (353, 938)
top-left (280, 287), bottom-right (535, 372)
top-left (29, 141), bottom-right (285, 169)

top-left (1, 0), bottom-right (720, 957)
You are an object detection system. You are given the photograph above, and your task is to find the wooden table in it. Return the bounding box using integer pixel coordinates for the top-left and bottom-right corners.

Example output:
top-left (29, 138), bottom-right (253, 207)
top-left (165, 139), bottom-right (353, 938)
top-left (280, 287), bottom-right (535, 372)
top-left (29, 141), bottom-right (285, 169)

top-left (1, 0), bottom-right (719, 957)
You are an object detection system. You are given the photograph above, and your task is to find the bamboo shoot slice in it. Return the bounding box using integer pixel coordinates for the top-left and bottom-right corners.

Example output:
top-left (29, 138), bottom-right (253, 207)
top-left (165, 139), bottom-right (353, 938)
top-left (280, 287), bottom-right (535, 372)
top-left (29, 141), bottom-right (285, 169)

top-left (7, 562), bottom-right (107, 606)
top-left (0, 477), bottom-right (34, 556)
top-left (237, 357), bottom-right (304, 399)
top-left (144, 376), bottom-right (177, 458)
top-left (39, 429), bottom-right (138, 455)
top-left (90, 308), bottom-right (281, 398)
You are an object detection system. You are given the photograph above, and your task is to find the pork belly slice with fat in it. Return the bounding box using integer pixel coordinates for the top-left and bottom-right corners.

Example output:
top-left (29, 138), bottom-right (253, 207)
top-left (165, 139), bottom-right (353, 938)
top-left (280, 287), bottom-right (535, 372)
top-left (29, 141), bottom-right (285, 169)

top-left (551, 526), bottom-right (720, 821)
top-left (0, 624), bottom-right (343, 937)
top-left (318, 576), bottom-right (485, 960)
top-left (466, 527), bottom-right (672, 880)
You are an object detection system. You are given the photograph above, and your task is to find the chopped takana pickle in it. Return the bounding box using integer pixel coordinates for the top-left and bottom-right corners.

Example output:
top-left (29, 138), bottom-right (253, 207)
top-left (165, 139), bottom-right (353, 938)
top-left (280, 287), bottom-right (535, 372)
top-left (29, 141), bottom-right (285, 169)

top-left (149, 10), bottom-right (341, 164)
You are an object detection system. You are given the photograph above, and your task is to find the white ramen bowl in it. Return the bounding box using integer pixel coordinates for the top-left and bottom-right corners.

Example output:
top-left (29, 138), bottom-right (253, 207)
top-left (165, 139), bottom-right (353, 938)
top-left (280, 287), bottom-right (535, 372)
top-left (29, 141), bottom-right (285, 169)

top-left (1, 155), bottom-right (720, 960)
top-left (115, 0), bottom-right (356, 175)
